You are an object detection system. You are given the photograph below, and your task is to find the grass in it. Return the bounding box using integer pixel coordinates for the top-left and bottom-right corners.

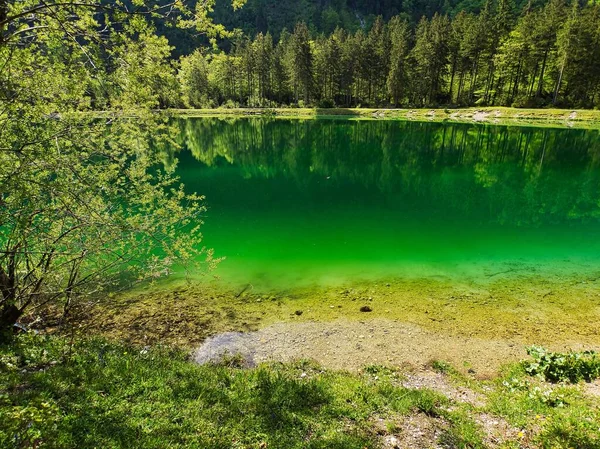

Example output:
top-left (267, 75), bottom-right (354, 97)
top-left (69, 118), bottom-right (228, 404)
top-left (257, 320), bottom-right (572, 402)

top-left (1, 334), bottom-right (474, 449)
top-left (2, 335), bottom-right (600, 448)
top-left (487, 363), bottom-right (600, 448)
top-left (165, 106), bottom-right (600, 129)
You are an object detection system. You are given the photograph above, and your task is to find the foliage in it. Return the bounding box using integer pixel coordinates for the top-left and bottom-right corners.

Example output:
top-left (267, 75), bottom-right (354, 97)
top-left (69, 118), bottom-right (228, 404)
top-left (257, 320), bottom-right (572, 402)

top-left (540, 412), bottom-right (600, 449)
top-left (207, 0), bottom-right (536, 39)
top-left (173, 0), bottom-right (600, 109)
top-left (0, 0), bottom-right (245, 337)
top-left (172, 117), bottom-right (600, 228)
top-left (179, 50), bottom-right (212, 108)
top-left (488, 363), bottom-right (600, 448)
top-left (524, 346), bottom-right (600, 383)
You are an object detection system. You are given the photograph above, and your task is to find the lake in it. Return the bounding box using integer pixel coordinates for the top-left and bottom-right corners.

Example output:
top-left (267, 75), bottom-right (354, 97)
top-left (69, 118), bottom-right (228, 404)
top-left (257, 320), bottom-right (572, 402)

top-left (168, 117), bottom-right (600, 292)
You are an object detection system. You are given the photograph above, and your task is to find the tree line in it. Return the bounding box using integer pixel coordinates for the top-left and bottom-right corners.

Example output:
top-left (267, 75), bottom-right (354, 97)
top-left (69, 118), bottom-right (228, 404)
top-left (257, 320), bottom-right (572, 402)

top-left (172, 0), bottom-right (600, 109)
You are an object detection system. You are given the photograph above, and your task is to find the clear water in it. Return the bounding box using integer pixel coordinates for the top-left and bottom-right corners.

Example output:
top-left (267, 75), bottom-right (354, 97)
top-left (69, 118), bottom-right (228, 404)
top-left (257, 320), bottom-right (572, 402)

top-left (166, 117), bottom-right (600, 290)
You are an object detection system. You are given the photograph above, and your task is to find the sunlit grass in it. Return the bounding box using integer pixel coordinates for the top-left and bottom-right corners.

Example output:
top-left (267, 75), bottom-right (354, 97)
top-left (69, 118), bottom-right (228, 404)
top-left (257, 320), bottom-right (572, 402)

top-left (0, 335), bottom-right (464, 448)
top-left (166, 107), bottom-right (600, 129)
top-left (3, 335), bottom-right (600, 448)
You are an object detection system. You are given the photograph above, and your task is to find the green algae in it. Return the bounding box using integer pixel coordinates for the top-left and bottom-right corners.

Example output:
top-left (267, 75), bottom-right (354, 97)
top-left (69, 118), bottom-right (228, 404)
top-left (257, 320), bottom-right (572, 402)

top-left (92, 271), bottom-right (600, 356)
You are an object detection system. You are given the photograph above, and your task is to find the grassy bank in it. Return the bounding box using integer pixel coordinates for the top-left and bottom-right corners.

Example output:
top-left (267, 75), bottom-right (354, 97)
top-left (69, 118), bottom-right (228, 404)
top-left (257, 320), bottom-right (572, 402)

top-left (167, 107), bottom-right (600, 128)
top-left (2, 335), bottom-right (600, 448)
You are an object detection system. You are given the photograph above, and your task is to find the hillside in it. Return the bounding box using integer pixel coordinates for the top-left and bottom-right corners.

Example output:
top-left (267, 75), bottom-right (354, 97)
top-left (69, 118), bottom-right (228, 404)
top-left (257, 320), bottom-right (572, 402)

top-left (209, 0), bottom-right (535, 38)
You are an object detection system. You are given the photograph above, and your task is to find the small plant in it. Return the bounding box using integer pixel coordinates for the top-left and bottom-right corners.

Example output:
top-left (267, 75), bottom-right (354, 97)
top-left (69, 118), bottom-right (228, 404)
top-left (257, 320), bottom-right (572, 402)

top-left (502, 376), bottom-right (530, 393)
top-left (385, 421), bottom-right (399, 433)
top-left (529, 386), bottom-right (567, 408)
top-left (211, 352), bottom-right (248, 368)
top-left (439, 410), bottom-right (486, 449)
top-left (430, 360), bottom-right (453, 374)
top-left (524, 346), bottom-right (600, 383)
top-left (363, 364), bottom-right (397, 376)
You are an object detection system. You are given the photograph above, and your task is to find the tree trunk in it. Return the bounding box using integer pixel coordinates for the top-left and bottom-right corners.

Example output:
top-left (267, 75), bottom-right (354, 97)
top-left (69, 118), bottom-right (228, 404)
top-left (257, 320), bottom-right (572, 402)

top-left (510, 61), bottom-right (522, 104)
top-left (528, 63), bottom-right (539, 98)
top-left (0, 304), bottom-right (22, 342)
top-left (457, 71), bottom-right (465, 105)
top-left (469, 55), bottom-right (480, 103)
top-left (553, 61), bottom-right (565, 105)
top-left (484, 61), bottom-right (495, 104)
top-left (536, 49), bottom-right (549, 98)
top-left (449, 58), bottom-right (457, 103)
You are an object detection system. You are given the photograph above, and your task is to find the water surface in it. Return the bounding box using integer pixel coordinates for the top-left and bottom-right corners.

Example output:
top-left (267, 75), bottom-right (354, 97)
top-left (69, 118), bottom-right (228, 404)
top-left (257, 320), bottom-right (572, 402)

top-left (167, 118), bottom-right (600, 290)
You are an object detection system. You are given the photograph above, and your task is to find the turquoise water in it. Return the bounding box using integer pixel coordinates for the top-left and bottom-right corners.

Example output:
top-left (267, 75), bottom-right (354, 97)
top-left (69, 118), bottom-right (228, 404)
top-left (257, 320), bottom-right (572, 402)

top-left (168, 117), bottom-right (600, 290)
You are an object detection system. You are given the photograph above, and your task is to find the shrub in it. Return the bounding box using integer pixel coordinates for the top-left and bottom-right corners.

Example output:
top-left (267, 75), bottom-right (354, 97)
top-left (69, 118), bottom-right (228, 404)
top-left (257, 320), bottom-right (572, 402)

top-left (317, 99), bottom-right (335, 108)
top-left (524, 346), bottom-right (600, 383)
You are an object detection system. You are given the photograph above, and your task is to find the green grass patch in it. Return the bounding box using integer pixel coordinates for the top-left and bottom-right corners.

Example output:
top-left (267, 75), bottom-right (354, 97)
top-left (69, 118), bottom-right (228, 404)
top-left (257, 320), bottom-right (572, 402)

top-left (439, 409), bottom-right (486, 449)
top-left (3, 335), bottom-right (600, 448)
top-left (487, 362), bottom-right (600, 448)
top-left (1, 335), bottom-right (452, 449)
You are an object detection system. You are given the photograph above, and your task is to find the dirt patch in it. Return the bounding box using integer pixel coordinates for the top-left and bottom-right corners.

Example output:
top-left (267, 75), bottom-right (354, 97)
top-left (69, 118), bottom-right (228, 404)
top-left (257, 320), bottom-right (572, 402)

top-left (473, 110), bottom-right (490, 121)
top-left (476, 413), bottom-right (524, 448)
top-left (376, 413), bottom-right (448, 449)
top-left (401, 370), bottom-right (486, 407)
top-left (583, 379), bottom-right (600, 399)
top-left (193, 319), bottom-right (526, 375)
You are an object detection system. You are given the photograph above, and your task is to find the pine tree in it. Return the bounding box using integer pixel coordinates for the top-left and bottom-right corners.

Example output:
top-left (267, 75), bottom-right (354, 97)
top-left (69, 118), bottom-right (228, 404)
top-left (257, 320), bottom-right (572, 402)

top-left (366, 16), bottom-right (390, 104)
top-left (387, 16), bottom-right (411, 106)
top-left (253, 32), bottom-right (274, 104)
top-left (288, 22), bottom-right (314, 105)
top-left (273, 30), bottom-right (292, 104)
top-left (410, 14), bottom-right (450, 105)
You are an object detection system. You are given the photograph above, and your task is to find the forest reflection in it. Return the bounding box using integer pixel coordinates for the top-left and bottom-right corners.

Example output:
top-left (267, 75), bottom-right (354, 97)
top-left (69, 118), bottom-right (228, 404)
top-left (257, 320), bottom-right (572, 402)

top-left (170, 117), bottom-right (600, 227)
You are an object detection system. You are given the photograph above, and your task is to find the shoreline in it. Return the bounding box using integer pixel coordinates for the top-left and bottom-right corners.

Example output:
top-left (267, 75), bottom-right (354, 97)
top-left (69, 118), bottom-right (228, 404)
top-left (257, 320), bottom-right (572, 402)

top-left (166, 106), bottom-right (600, 129)
top-left (80, 269), bottom-right (600, 375)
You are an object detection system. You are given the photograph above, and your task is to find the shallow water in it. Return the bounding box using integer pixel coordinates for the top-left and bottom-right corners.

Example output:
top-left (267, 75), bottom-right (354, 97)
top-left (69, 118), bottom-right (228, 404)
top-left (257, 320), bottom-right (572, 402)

top-left (166, 117), bottom-right (600, 291)
top-left (193, 331), bottom-right (258, 366)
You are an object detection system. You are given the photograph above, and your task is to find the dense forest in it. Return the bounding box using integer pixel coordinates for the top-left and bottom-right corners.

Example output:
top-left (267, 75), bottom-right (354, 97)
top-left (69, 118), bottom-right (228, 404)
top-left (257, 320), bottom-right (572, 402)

top-left (151, 0), bottom-right (600, 110)
top-left (24, 0), bottom-right (596, 110)
top-left (207, 0), bottom-right (524, 38)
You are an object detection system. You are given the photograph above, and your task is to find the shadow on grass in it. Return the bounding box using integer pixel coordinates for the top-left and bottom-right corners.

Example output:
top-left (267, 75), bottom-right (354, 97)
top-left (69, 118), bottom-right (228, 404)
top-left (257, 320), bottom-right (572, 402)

top-left (1, 336), bottom-right (381, 448)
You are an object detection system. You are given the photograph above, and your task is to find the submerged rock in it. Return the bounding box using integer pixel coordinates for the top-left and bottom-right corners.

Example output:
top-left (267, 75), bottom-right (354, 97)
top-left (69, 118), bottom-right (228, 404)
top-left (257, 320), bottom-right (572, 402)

top-left (193, 332), bottom-right (257, 367)
top-left (360, 306), bottom-right (373, 312)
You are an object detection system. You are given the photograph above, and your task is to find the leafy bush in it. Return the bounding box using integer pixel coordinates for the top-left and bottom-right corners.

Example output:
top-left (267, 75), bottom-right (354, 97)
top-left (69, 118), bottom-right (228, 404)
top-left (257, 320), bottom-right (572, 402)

top-left (317, 99), bottom-right (335, 108)
top-left (524, 346), bottom-right (600, 383)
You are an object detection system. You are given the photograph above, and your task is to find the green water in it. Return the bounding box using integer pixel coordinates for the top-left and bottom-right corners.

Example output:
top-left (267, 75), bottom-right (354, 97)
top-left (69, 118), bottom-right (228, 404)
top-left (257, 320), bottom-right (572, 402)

top-left (168, 117), bottom-right (600, 290)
